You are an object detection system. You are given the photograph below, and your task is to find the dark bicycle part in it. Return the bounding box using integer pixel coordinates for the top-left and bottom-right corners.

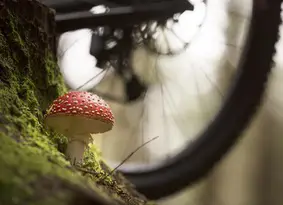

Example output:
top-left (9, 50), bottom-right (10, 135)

top-left (125, 74), bottom-right (147, 101)
top-left (90, 26), bottom-right (147, 103)
top-left (120, 0), bottom-right (282, 199)
top-left (55, 0), bottom-right (193, 33)
top-left (135, 0), bottom-right (207, 56)
top-left (92, 26), bottom-right (125, 68)
top-left (111, 27), bottom-right (148, 102)
top-left (52, 0), bottom-right (193, 102)
top-left (90, 25), bottom-right (147, 102)
top-left (42, 0), bottom-right (188, 12)
top-left (41, 0), bottom-right (106, 13)
top-left (106, 0), bottom-right (180, 6)
top-left (135, 19), bottom-right (190, 56)
top-left (90, 33), bottom-right (104, 57)
top-left (41, 0), bottom-right (125, 14)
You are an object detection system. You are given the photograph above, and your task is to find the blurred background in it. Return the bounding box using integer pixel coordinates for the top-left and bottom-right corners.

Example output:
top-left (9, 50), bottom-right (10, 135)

top-left (56, 0), bottom-right (283, 204)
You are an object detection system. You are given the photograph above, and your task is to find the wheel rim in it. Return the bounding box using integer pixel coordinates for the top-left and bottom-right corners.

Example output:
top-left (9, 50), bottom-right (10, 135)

top-left (120, 0), bottom-right (282, 199)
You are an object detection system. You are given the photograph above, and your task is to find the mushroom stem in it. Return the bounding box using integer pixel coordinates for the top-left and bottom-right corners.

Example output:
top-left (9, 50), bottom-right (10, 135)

top-left (65, 134), bottom-right (91, 164)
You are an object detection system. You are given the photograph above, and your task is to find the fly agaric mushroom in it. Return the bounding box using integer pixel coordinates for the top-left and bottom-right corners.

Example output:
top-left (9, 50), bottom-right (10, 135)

top-left (44, 91), bottom-right (114, 164)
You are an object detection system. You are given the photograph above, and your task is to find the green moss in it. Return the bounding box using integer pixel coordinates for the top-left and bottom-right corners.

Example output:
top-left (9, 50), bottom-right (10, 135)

top-left (0, 132), bottom-right (72, 204)
top-left (0, 5), bottom-right (109, 205)
top-left (0, 1), bottom-right (153, 204)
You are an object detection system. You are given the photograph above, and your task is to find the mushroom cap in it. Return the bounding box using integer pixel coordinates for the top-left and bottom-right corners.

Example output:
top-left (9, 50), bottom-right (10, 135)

top-left (44, 91), bottom-right (114, 136)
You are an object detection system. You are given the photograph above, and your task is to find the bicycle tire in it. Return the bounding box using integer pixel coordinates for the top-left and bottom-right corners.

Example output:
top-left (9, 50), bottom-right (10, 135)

top-left (119, 0), bottom-right (282, 199)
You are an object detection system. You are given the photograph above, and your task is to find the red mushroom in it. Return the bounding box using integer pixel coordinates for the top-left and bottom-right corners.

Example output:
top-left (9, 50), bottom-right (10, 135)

top-left (44, 91), bottom-right (114, 164)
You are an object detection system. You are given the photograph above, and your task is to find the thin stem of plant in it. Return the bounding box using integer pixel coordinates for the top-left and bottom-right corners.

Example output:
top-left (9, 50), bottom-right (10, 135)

top-left (78, 136), bottom-right (159, 183)
top-left (110, 136), bottom-right (159, 175)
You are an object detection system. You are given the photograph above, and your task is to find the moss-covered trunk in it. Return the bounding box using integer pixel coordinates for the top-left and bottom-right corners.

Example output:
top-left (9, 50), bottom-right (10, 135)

top-left (0, 0), bottom-right (154, 204)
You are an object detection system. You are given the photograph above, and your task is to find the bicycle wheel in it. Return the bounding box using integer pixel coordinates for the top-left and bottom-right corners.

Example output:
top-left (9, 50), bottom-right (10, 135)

top-left (48, 0), bottom-right (282, 200)
top-left (121, 0), bottom-right (282, 199)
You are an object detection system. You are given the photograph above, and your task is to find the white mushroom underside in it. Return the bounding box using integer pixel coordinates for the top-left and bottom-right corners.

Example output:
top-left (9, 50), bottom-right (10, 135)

top-left (45, 115), bottom-right (112, 135)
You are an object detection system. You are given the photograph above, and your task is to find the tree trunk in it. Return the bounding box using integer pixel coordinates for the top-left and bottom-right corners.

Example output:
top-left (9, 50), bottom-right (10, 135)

top-left (0, 0), bottom-right (153, 204)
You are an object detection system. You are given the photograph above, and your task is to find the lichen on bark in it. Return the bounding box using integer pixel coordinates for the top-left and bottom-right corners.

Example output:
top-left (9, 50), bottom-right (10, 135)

top-left (0, 0), bottom-right (154, 204)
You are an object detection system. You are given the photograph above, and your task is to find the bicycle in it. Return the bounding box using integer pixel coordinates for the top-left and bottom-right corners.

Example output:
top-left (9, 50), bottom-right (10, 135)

top-left (43, 0), bottom-right (282, 200)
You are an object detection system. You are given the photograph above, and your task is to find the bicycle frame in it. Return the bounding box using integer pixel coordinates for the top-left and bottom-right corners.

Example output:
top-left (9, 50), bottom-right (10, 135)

top-left (43, 0), bottom-right (193, 33)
